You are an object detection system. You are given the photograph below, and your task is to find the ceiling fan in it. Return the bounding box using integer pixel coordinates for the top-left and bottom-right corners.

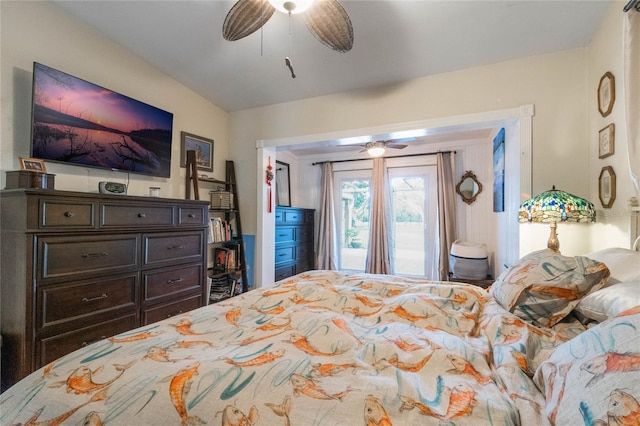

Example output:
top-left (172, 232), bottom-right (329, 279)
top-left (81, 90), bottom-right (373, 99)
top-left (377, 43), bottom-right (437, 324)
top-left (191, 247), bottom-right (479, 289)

top-left (223, 0), bottom-right (354, 53)
top-left (360, 140), bottom-right (411, 157)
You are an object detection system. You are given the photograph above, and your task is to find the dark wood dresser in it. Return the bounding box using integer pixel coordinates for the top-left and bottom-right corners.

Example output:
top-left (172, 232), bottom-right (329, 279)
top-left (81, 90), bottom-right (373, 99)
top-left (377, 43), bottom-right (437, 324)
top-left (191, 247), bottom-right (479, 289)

top-left (0, 189), bottom-right (209, 390)
top-left (274, 206), bottom-right (315, 281)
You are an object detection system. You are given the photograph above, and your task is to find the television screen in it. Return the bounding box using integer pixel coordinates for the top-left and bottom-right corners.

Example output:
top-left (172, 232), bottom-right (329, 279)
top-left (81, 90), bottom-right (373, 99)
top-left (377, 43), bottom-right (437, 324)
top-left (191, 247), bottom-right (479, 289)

top-left (30, 62), bottom-right (173, 178)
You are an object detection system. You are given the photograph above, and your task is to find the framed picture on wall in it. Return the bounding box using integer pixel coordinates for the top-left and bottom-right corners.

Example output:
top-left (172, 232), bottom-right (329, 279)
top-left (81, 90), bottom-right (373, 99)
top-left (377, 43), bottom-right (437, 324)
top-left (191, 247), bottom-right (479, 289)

top-left (597, 71), bottom-right (615, 117)
top-left (180, 132), bottom-right (214, 172)
top-left (598, 165), bottom-right (616, 209)
top-left (598, 123), bottom-right (615, 159)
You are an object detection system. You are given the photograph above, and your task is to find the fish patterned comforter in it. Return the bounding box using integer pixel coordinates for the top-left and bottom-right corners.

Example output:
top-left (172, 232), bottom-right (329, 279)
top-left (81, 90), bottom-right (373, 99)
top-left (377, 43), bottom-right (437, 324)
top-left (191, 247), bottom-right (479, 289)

top-left (0, 270), bottom-right (593, 425)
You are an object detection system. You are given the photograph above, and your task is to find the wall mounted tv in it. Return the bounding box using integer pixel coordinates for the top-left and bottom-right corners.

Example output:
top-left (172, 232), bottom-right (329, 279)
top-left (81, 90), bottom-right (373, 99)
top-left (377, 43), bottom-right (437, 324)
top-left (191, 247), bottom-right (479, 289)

top-left (30, 62), bottom-right (173, 178)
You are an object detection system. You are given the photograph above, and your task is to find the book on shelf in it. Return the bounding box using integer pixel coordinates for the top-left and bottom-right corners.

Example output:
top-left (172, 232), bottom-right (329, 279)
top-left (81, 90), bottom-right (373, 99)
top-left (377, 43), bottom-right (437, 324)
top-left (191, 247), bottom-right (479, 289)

top-left (223, 241), bottom-right (241, 268)
top-left (213, 247), bottom-right (230, 271)
top-left (209, 217), bottom-right (232, 243)
top-left (209, 275), bottom-right (233, 303)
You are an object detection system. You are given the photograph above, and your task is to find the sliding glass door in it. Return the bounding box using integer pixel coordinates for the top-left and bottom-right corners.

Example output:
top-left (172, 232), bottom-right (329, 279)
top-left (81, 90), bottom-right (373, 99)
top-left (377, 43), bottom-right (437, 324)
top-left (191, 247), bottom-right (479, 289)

top-left (334, 164), bottom-right (437, 277)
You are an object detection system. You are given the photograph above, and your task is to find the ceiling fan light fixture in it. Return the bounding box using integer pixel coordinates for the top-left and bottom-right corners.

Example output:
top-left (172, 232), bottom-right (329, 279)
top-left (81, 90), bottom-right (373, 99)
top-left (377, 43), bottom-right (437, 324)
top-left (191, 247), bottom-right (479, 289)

top-left (268, 0), bottom-right (316, 14)
top-left (366, 142), bottom-right (386, 157)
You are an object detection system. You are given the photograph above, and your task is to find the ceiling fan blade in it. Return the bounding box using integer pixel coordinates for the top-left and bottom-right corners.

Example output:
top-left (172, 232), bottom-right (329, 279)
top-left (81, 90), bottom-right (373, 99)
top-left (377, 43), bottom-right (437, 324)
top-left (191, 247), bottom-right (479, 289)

top-left (386, 143), bottom-right (408, 150)
top-left (303, 0), bottom-right (353, 52)
top-left (223, 0), bottom-right (275, 41)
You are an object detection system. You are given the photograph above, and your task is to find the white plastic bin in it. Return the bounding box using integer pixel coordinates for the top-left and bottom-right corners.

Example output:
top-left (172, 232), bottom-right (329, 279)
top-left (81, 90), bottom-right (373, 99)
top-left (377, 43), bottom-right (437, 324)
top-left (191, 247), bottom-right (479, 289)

top-left (449, 240), bottom-right (489, 280)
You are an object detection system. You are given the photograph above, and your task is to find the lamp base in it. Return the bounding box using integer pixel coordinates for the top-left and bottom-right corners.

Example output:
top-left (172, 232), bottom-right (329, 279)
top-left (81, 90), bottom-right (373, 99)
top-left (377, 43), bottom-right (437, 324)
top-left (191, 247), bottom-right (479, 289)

top-left (547, 222), bottom-right (560, 251)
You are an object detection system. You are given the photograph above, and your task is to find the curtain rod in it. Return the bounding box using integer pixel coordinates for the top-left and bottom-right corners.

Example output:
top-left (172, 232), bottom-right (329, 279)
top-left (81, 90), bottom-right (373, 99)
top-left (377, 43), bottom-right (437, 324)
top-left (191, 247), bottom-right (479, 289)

top-left (311, 150), bottom-right (456, 166)
top-left (624, 0), bottom-right (639, 12)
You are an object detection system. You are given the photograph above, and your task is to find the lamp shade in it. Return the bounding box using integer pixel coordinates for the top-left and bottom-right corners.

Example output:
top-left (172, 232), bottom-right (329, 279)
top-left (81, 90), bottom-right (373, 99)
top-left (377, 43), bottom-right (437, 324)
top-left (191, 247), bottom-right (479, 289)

top-left (518, 186), bottom-right (596, 224)
top-left (518, 186), bottom-right (595, 251)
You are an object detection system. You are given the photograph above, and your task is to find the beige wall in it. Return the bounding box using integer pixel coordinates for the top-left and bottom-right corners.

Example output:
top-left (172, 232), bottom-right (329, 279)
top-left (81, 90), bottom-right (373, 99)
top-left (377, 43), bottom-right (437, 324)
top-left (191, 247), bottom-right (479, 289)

top-left (587, 2), bottom-right (635, 249)
top-left (230, 49), bottom-right (591, 252)
top-left (0, 1), bottom-right (230, 197)
top-left (1, 1), bottom-right (632, 265)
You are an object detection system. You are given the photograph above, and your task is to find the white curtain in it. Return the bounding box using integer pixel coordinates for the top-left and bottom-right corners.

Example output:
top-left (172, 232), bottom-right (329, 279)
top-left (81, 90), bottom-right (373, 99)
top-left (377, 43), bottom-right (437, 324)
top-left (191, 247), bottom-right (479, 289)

top-left (436, 152), bottom-right (457, 281)
top-left (624, 10), bottom-right (640, 197)
top-left (365, 158), bottom-right (393, 274)
top-left (315, 163), bottom-right (338, 270)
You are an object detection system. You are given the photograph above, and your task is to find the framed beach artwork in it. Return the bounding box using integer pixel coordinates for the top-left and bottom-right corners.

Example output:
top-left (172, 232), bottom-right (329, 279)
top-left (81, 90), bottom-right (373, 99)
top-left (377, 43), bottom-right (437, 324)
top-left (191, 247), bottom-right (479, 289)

top-left (180, 132), bottom-right (214, 173)
top-left (493, 128), bottom-right (505, 212)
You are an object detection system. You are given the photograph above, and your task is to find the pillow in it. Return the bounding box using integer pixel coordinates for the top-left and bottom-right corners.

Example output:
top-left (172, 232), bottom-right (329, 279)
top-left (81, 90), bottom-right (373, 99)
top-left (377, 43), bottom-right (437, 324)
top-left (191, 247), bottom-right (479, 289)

top-left (575, 281), bottom-right (640, 322)
top-left (490, 249), bottom-right (609, 327)
top-left (532, 312), bottom-right (640, 425)
top-left (585, 247), bottom-right (640, 284)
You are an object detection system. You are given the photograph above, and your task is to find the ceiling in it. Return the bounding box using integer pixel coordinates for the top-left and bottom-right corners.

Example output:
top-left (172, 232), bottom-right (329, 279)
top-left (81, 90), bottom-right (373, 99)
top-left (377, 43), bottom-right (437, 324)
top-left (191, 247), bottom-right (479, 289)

top-left (52, 0), bottom-right (610, 114)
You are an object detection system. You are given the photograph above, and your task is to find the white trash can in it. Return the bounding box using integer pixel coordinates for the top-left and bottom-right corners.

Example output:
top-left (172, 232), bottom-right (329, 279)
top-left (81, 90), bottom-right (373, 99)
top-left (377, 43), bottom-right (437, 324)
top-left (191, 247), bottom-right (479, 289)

top-left (449, 240), bottom-right (489, 280)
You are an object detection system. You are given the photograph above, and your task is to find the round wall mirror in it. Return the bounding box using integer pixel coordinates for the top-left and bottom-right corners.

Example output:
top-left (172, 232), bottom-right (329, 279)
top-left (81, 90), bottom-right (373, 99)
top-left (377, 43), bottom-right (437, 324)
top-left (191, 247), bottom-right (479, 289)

top-left (456, 170), bottom-right (482, 205)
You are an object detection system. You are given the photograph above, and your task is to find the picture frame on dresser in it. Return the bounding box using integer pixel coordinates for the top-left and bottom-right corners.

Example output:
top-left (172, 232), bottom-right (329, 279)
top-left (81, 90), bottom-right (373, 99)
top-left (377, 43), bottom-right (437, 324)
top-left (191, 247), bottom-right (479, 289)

top-left (19, 156), bottom-right (46, 172)
top-left (598, 124), bottom-right (615, 159)
top-left (180, 131), bottom-right (214, 172)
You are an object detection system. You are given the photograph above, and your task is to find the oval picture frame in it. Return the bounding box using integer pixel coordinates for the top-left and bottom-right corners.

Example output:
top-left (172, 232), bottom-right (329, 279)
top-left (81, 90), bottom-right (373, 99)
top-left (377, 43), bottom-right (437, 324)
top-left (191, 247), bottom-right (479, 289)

top-left (597, 71), bottom-right (615, 117)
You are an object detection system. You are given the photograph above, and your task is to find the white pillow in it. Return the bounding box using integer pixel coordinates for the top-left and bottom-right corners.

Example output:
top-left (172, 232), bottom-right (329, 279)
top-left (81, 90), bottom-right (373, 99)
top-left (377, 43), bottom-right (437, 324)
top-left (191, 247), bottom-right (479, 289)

top-left (585, 247), bottom-right (640, 284)
top-left (575, 280), bottom-right (640, 322)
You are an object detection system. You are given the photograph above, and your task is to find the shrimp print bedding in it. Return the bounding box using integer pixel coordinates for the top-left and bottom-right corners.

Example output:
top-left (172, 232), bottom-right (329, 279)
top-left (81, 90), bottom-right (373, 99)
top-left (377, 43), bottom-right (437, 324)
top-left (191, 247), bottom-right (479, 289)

top-left (1, 270), bottom-right (638, 425)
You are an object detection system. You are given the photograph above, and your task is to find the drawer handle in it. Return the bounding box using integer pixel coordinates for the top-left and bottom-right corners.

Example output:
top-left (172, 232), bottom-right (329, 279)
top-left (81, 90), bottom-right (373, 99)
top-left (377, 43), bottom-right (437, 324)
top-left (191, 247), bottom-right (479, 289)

top-left (82, 336), bottom-right (107, 347)
top-left (64, 211), bottom-right (75, 217)
top-left (188, 213), bottom-right (196, 218)
top-left (277, 234), bottom-right (288, 238)
top-left (82, 252), bottom-right (109, 258)
top-left (167, 245), bottom-right (185, 250)
top-left (82, 293), bottom-right (108, 303)
top-left (138, 213), bottom-right (146, 218)
top-left (278, 253), bottom-right (288, 257)
top-left (167, 277), bottom-right (184, 284)
top-left (167, 310), bottom-right (184, 318)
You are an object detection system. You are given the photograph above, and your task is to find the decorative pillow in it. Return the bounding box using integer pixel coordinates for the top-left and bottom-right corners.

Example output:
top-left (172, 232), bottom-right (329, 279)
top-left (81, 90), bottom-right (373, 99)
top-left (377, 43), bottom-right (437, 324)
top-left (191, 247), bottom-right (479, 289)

top-left (575, 281), bottom-right (640, 322)
top-left (533, 312), bottom-right (640, 425)
top-left (585, 247), bottom-right (640, 284)
top-left (490, 249), bottom-right (609, 327)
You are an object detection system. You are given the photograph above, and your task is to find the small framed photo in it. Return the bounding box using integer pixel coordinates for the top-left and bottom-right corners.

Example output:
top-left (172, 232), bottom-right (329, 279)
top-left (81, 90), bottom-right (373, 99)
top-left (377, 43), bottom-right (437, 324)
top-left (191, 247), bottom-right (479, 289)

top-left (598, 165), bottom-right (616, 209)
top-left (598, 123), bottom-right (615, 159)
top-left (19, 157), bottom-right (47, 173)
top-left (597, 71), bottom-right (615, 117)
top-left (180, 131), bottom-right (214, 172)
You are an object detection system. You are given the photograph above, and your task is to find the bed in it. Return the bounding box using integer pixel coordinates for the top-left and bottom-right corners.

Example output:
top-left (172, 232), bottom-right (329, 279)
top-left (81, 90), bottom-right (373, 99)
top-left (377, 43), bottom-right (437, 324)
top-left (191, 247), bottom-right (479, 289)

top-left (1, 247), bottom-right (639, 425)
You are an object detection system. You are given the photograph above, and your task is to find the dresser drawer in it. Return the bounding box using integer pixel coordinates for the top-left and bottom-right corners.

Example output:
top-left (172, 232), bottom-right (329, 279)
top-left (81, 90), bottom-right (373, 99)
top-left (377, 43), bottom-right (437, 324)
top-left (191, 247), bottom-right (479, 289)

top-left (37, 234), bottom-right (139, 281)
top-left (143, 263), bottom-right (203, 303)
top-left (284, 209), bottom-right (304, 224)
top-left (38, 314), bottom-right (137, 367)
top-left (275, 246), bottom-right (294, 264)
top-left (40, 199), bottom-right (95, 229)
top-left (101, 203), bottom-right (174, 227)
top-left (142, 294), bottom-right (202, 325)
top-left (275, 227), bottom-right (295, 245)
top-left (275, 264), bottom-right (295, 282)
top-left (178, 207), bottom-right (206, 226)
top-left (39, 274), bottom-right (138, 330)
top-left (297, 226), bottom-right (313, 243)
top-left (143, 232), bottom-right (204, 266)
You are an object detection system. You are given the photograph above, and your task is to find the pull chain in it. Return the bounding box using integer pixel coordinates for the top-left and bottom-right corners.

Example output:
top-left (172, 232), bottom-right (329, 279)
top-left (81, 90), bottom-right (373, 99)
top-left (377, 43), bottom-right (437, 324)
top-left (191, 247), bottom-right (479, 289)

top-left (285, 11), bottom-right (296, 78)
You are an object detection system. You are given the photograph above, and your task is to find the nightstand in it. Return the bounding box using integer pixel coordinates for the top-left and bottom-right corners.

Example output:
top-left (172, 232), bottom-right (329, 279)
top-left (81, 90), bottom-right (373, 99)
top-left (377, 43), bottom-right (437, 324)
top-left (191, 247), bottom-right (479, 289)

top-left (448, 276), bottom-right (495, 289)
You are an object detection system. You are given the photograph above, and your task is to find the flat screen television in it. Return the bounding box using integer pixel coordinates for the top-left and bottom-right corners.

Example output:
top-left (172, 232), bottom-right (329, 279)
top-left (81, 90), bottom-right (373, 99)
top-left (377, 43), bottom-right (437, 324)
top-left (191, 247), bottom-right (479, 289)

top-left (30, 62), bottom-right (173, 178)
